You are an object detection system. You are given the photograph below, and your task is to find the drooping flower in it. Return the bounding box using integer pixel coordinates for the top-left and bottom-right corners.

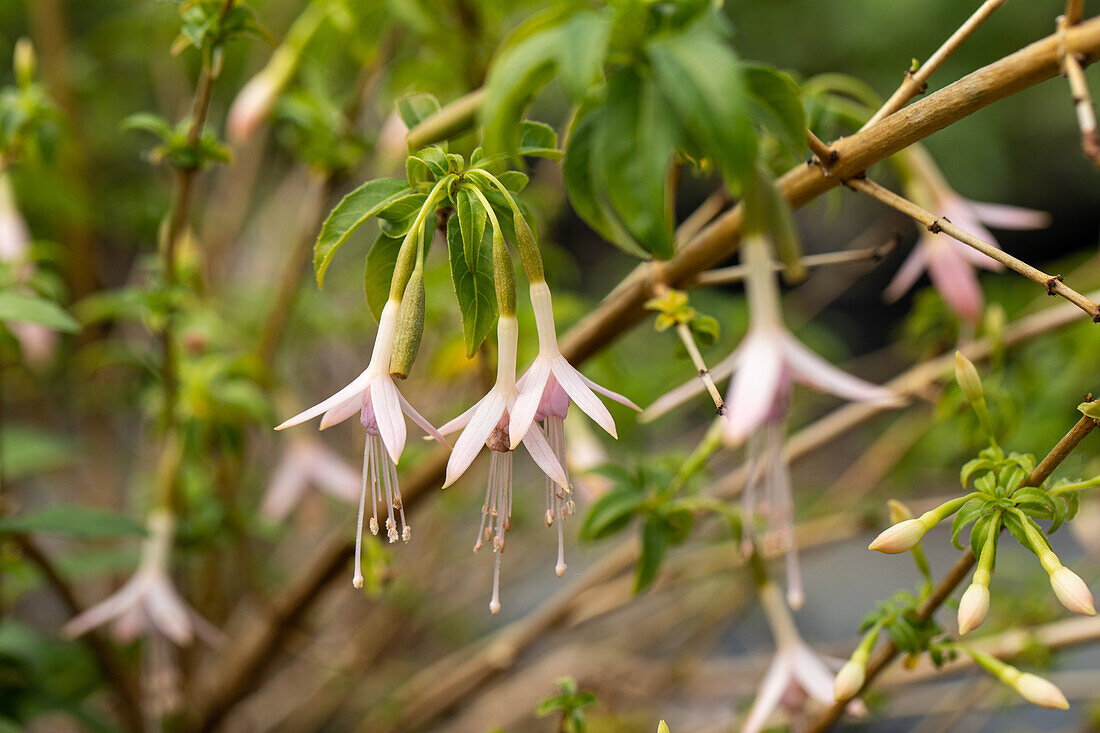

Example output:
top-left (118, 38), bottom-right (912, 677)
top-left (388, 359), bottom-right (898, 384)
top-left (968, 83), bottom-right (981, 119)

top-left (276, 299), bottom-right (445, 587)
top-left (64, 510), bottom-right (219, 646)
top-left (440, 314), bottom-right (569, 612)
top-left (509, 282), bottom-right (639, 576)
top-left (884, 146), bottom-right (1049, 323)
top-left (742, 582), bottom-right (865, 733)
top-left (0, 174), bottom-right (57, 366)
top-left (259, 437), bottom-right (360, 521)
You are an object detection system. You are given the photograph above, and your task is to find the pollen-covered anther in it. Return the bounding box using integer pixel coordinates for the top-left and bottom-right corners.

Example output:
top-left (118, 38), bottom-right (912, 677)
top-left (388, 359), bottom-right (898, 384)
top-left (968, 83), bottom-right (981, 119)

top-left (486, 424), bottom-right (511, 453)
top-left (402, 526), bottom-right (411, 542)
top-left (369, 517), bottom-right (379, 535)
top-left (545, 509), bottom-right (555, 527)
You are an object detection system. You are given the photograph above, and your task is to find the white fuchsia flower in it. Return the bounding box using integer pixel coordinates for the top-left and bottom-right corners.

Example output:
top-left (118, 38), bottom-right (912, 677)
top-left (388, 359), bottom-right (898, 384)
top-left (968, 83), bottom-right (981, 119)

top-left (742, 582), bottom-right (866, 733)
top-left (259, 437), bottom-right (360, 522)
top-left (884, 146), bottom-right (1049, 324)
top-left (508, 282), bottom-right (639, 576)
top-left (64, 510), bottom-right (219, 646)
top-left (440, 314), bottom-right (570, 612)
top-left (276, 299), bottom-right (445, 587)
top-left (0, 174), bottom-right (57, 367)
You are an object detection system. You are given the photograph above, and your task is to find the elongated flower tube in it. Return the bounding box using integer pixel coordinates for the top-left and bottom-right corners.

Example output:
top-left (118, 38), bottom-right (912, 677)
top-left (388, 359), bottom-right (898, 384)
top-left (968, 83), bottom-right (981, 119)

top-left (64, 510), bottom-right (219, 646)
top-left (833, 623), bottom-right (879, 701)
top-left (743, 582), bottom-right (866, 733)
top-left (1014, 508), bottom-right (1097, 616)
top-left (884, 146), bottom-right (1049, 323)
top-left (959, 512), bottom-right (998, 634)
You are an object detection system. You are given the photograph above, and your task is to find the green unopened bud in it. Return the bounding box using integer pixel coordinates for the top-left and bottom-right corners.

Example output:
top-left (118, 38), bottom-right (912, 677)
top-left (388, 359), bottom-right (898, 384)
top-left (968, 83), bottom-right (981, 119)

top-left (888, 499), bottom-right (914, 523)
top-left (954, 351), bottom-right (983, 403)
top-left (389, 267), bottom-right (425, 379)
top-left (657, 722), bottom-right (670, 733)
top-left (14, 38), bottom-right (36, 89)
top-left (512, 209), bottom-right (545, 283)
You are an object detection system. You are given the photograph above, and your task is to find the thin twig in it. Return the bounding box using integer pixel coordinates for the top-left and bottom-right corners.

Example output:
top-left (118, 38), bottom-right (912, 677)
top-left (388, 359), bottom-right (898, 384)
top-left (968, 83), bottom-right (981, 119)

top-left (864, 0), bottom-right (1008, 128)
top-left (1058, 14), bottom-right (1100, 167)
top-left (1065, 0), bottom-right (1086, 27)
top-left (805, 128), bottom-right (837, 166)
top-left (845, 175), bottom-right (1100, 321)
top-left (674, 322), bottom-right (725, 414)
top-left (689, 241), bottom-right (895, 287)
top-left (810, 413), bottom-right (1098, 733)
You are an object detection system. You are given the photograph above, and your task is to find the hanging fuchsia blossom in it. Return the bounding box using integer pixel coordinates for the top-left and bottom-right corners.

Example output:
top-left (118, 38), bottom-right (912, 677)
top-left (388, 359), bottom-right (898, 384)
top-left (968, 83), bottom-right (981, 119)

top-left (0, 174), bottom-right (57, 366)
top-left (259, 437), bottom-right (361, 521)
top-left (276, 299), bottom-right (445, 587)
top-left (440, 315), bottom-right (570, 612)
top-left (510, 282), bottom-right (639, 575)
top-left (884, 147), bottom-right (1049, 323)
top-left (64, 510), bottom-right (219, 646)
top-left (742, 582), bottom-right (866, 733)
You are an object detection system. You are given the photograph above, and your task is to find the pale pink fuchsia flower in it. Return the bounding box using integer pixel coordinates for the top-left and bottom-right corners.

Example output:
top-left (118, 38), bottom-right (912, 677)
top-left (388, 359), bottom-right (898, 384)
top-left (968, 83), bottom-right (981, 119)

top-left (510, 282), bottom-right (639, 448)
top-left (276, 299), bottom-right (445, 587)
top-left (227, 46), bottom-right (299, 144)
top-left (743, 582), bottom-right (866, 733)
top-left (259, 438), bottom-right (360, 521)
top-left (884, 147), bottom-right (1049, 324)
top-left (64, 510), bottom-right (219, 646)
top-left (509, 282), bottom-right (639, 576)
top-left (440, 315), bottom-right (569, 612)
top-left (0, 174), bottom-right (57, 367)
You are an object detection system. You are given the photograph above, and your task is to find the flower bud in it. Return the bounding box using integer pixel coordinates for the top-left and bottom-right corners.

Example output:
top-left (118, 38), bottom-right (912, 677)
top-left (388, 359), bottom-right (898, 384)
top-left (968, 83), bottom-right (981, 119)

top-left (1013, 673), bottom-right (1069, 710)
top-left (14, 38), bottom-right (36, 89)
top-left (888, 499), bottom-right (914, 524)
top-left (1079, 400), bottom-right (1100, 421)
top-left (1049, 566), bottom-right (1096, 616)
top-left (389, 267), bottom-right (425, 380)
top-left (658, 722), bottom-right (670, 733)
top-left (833, 658), bottom-right (866, 700)
top-left (868, 519), bottom-right (925, 554)
top-left (954, 351), bottom-right (984, 404)
top-left (227, 48), bottom-right (296, 144)
top-left (957, 583), bottom-right (989, 635)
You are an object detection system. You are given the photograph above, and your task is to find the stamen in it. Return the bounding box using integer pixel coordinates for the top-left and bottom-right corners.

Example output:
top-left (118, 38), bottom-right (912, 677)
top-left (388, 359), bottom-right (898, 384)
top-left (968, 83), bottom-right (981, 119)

top-left (489, 549), bottom-right (502, 614)
top-left (352, 437), bottom-right (370, 589)
top-left (545, 417), bottom-right (572, 578)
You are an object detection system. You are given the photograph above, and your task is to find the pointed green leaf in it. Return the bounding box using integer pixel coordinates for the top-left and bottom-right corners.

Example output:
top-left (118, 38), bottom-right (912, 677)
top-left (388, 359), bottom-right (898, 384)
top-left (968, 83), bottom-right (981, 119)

top-left (0, 291), bottom-right (79, 333)
top-left (456, 188), bottom-right (486, 272)
top-left (496, 170), bottom-right (529, 192)
top-left (581, 487), bottom-right (646, 541)
top-left (396, 93), bottom-right (441, 130)
top-left (634, 518), bottom-right (667, 592)
top-left (445, 213), bottom-right (497, 357)
top-left (0, 504), bottom-right (145, 539)
top-left (555, 10), bottom-right (611, 98)
top-left (314, 178), bottom-right (410, 288)
top-left (480, 26), bottom-right (561, 159)
top-left (363, 233), bottom-right (402, 321)
top-left (517, 120), bottom-right (561, 160)
top-left (743, 62), bottom-right (806, 155)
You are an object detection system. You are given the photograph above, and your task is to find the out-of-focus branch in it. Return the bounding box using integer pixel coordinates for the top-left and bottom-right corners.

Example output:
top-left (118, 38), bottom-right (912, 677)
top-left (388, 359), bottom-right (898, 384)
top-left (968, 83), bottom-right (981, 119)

top-left (16, 536), bottom-right (144, 733)
top-left (845, 175), bottom-right (1100, 320)
top-left (864, 0), bottom-right (1008, 128)
top-left (404, 89), bottom-right (485, 150)
top-left (688, 241), bottom-right (895, 287)
top-left (811, 413), bottom-right (1099, 733)
top-left (1058, 13), bottom-right (1100, 167)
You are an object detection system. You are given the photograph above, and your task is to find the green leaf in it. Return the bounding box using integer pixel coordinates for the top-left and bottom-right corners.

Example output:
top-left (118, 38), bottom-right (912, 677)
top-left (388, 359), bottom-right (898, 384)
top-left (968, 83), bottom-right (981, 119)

top-left (517, 120), bottom-right (561, 160)
top-left (0, 426), bottom-right (73, 481)
top-left (0, 505), bottom-right (145, 539)
top-left (481, 26), bottom-right (561, 159)
top-left (555, 10), bottom-right (610, 98)
top-left (396, 93), bottom-right (441, 130)
top-left (120, 112), bottom-right (172, 140)
top-left (314, 178), bottom-right (411, 288)
top-left (495, 170), bottom-right (529, 192)
top-left (581, 486), bottom-right (646, 541)
top-left (0, 291), bottom-right (79, 333)
top-left (634, 518), bottom-right (667, 593)
top-left (647, 23), bottom-right (757, 191)
top-left (456, 188), bottom-right (486, 271)
top-left (445, 213), bottom-right (497, 357)
top-left (592, 68), bottom-right (678, 259)
top-left (743, 63), bottom-right (806, 155)
top-left (363, 233), bottom-right (402, 321)
top-left (950, 499), bottom-right (983, 550)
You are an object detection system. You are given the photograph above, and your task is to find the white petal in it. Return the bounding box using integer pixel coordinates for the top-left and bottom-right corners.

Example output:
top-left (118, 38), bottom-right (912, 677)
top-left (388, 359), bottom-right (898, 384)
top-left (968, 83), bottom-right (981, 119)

top-left (438, 396), bottom-right (486, 436)
top-left (522, 424), bottom-right (568, 488)
top-left (319, 392), bottom-right (364, 430)
top-left (782, 335), bottom-right (902, 406)
top-left (145, 576), bottom-right (195, 646)
top-left (259, 455), bottom-right (308, 521)
top-left (307, 444), bottom-right (361, 503)
top-left (552, 358), bottom-right (617, 438)
top-left (724, 334), bottom-right (785, 446)
top-left (967, 200), bottom-right (1050, 230)
top-left (62, 577), bottom-right (143, 638)
top-left (882, 245), bottom-right (927, 303)
top-left (443, 392), bottom-right (505, 488)
top-left (397, 391), bottom-right (446, 445)
top-left (371, 378), bottom-right (407, 464)
top-left (741, 655), bottom-right (791, 733)
top-left (509, 358), bottom-right (552, 449)
top-left (580, 373), bottom-right (641, 411)
top-left (792, 645), bottom-right (840, 706)
top-left (640, 347), bottom-right (739, 423)
top-left (275, 369), bottom-right (373, 430)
